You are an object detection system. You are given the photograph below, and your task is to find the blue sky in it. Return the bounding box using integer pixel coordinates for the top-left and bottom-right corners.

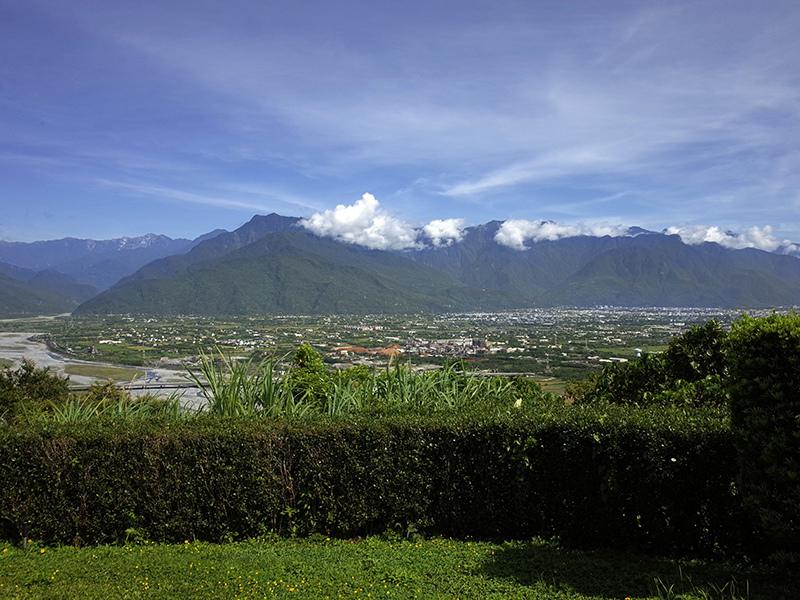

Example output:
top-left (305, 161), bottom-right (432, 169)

top-left (2, 0), bottom-right (799, 253)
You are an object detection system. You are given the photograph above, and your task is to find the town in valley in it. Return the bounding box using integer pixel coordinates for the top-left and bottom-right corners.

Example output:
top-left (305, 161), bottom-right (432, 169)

top-left (0, 307), bottom-right (774, 396)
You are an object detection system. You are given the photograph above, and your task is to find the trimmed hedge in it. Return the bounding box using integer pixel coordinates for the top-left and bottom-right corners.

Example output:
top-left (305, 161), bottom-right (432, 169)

top-left (726, 312), bottom-right (800, 562)
top-left (0, 404), bottom-right (752, 558)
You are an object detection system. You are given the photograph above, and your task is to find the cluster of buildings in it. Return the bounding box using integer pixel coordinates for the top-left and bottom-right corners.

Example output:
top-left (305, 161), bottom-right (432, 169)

top-left (332, 334), bottom-right (528, 360)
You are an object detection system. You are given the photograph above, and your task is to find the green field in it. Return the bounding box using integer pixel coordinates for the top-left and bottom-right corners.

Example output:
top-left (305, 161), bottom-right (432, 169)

top-left (535, 378), bottom-right (568, 395)
top-left (64, 364), bottom-right (146, 382)
top-left (0, 536), bottom-right (783, 600)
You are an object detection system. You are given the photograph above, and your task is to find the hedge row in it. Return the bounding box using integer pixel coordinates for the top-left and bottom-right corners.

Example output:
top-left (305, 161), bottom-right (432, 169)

top-left (0, 404), bottom-right (753, 558)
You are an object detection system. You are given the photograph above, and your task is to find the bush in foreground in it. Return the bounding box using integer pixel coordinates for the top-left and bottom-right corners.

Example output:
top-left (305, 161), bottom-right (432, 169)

top-left (726, 312), bottom-right (800, 572)
top-left (0, 403), bottom-right (749, 559)
top-left (571, 320), bottom-right (728, 407)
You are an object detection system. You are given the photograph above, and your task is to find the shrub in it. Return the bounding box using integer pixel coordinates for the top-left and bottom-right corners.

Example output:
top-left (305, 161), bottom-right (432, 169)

top-left (725, 312), bottom-right (800, 566)
top-left (574, 321), bottom-right (727, 407)
top-left (663, 319), bottom-right (726, 383)
top-left (578, 352), bottom-right (668, 405)
top-left (0, 359), bottom-right (70, 423)
top-left (286, 345), bottom-right (334, 406)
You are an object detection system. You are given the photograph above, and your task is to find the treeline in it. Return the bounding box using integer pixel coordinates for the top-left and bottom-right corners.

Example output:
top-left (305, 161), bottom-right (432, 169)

top-left (0, 312), bottom-right (798, 574)
top-left (568, 318), bottom-right (727, 406)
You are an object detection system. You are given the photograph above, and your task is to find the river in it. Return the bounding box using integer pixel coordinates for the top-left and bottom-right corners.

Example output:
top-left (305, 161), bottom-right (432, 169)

top-left (0, 332), bottom-right (206, 410)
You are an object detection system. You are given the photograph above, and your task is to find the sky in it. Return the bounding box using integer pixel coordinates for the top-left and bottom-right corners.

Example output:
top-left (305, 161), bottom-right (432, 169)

top-left (2, 0), bottom-right (800, 254)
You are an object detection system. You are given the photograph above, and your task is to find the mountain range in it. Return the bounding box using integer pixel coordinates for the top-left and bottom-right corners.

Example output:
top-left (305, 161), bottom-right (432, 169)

top-left (2, 214), bottom-right (800, 317)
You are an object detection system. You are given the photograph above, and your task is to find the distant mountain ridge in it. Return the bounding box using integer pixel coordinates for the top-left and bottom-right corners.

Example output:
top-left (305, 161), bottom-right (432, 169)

top-left (0, 232), bottom-right (219, 290)
top-left (4, 214), bottom-right (800, 317)
top-left (114, 214), bottom-right (298, 287)
top-left (0, 262), bottom-right (98, 317)
top-left (74, 214), bottom-right (800, 315)
top-left (75, 228), bottom-right (525, 315)
top-left (408, 224), bottom-right (800, 306)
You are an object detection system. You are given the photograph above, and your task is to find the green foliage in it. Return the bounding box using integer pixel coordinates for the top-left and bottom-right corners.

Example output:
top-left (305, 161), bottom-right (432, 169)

top-left (184, 348), bottom-right (309, 417)
top-left (0, 360), bottom-right (182, 424)
top-left (82, 379), bottom-right (132, 404)
top-left (286, 344), bottom-right (334, 405)
top-left (0, 359), bottom-right (70, 423)
top-left (664, 319), bottom-right (726, 383)
top-left (4, 536), bottom-right (786, 600)
top-left (179, 346), bottom-right (551, 420)
top-left (582, 353), bottom-right (669, 406)
top-left (368, 361), bottom-right (552, 411)
top-left (0, 404), bottom-right (748, 559)
top-left (47, 390), bottom-right (183, 423)
top-left (293, 344), bottom-right (325, 371)
top-left (574, 321), bottom-right (728, 407)
top-left (725, 311), bottom-right (800, 569)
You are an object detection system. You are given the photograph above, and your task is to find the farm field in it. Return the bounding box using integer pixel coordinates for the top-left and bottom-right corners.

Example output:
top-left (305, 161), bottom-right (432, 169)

top-left (0, 536), bottom-right (784, 600)
top-left (0, 307), bottom-right (767, 392)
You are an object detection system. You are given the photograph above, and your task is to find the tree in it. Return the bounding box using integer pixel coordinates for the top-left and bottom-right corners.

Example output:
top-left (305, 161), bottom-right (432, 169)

top-left (663, 319), bottom-right (726, 383)
top-left (573, 320), bottom-right (728, 406)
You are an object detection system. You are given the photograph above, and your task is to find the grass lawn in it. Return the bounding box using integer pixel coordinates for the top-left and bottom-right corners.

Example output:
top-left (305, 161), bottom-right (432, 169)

top-left (64, 364), bottom-right (146, 382)
top-left (0, 536), bottom-right (787, 600)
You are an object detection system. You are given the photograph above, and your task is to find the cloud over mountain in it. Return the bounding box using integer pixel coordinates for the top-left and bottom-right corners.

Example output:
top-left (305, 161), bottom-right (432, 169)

top-left (494, 220), bottom-right (634, 250)
top-left (422, 219), bottom-right (467, 247)
top-left (300, 194), bottom-right (466, 250)
top-left (666, 225), bottom-right (800, 255)
top-left (299, 193), bottom-right (800, 257)
top-left (300, 194), bottom-right (421, 250)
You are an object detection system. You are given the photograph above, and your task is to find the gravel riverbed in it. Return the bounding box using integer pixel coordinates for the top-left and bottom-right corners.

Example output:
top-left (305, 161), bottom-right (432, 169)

top-left (0, 332), bottom-right (206, 410)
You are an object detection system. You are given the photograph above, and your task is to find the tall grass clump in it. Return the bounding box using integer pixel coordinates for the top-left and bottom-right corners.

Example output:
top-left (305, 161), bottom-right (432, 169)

top-left (371, 361), bottom-right (540, 410)
top-left (46, 393), bottom-right (183, 423)
top-left (180, 345), bottom-right (551, 418)
top-left (184, 348), bottom-right (306, 417)
top-left (325, 378), bottom-right (370, 416)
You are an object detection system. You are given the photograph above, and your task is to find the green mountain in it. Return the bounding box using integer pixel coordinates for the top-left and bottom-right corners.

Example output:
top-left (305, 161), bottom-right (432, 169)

top-left (66, 214), bottom-right (800, 316)
top-left (409, 221), bottom-right (615, 298)
top-left (0, 263), bottom-right (99, 317)
top-left (0, 274), bottom-right (77, 318)
top-left (410, 227), bottom-right (800, 308)
top-left (75, 231), bottom-right (526, 315)
top-left (115, 214), bottom-right (298, 286)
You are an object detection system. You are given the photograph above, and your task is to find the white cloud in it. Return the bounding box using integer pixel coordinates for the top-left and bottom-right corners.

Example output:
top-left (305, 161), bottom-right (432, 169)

top-left (300, 193), bottom-right (422, 250)
top-left (421, 218), bottom-right (467, 247)
top-left (300, 195), bottom-right (470, 250)
top-left (494, 219), bottom-right (800, 254)
top-left (495, 219), bottom-right (632, 250)
top-left (665, 225), bottom-right (800, 254)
